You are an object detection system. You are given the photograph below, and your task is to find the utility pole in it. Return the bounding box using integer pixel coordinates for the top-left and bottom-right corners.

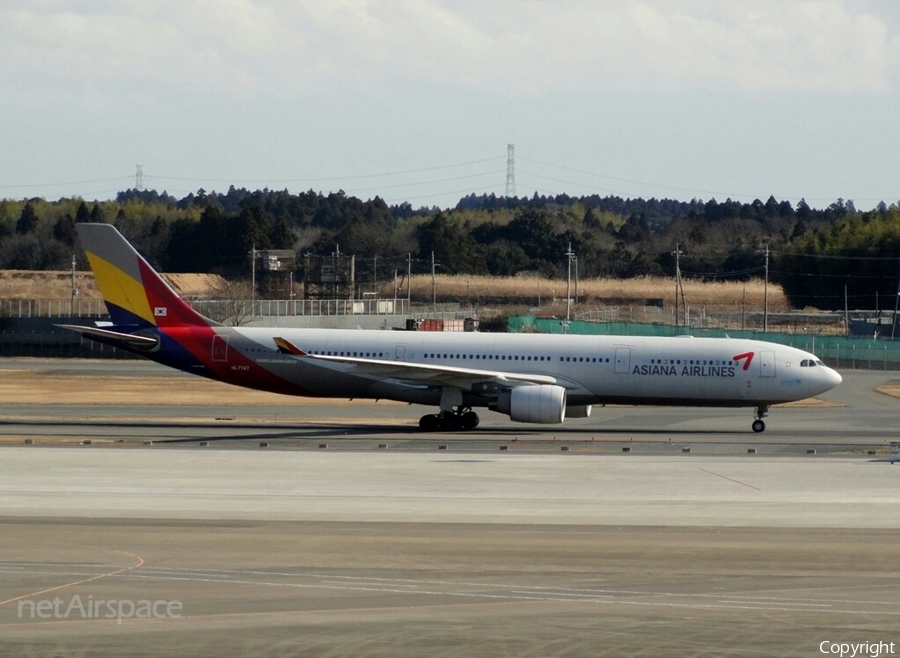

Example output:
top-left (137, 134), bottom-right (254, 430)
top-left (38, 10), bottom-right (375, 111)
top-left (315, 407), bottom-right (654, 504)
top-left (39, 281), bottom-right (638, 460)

top-left (844, 283), bottom-right (849, 333)
top-left (574, 254), bottom-right (579, 306)
top-left (250, 244), bottom-right (256, 318)
top-left (431, 251), bottom-right (437, 309)
top-left (407, 253), bottom-right (412, 312)
top-left (373, 255), bottom-right (378, 296)
top-left (763, 243), bottom-right (770, 333)
top-left (741, 287), bottom-right (746, 332)
top-left (672, 243), bottom-right (684, 326)
top-left (892, 258), bottom-right (900, 340)
top-left (565, 242), bottom-right (575, 330)
top-left (70, 254), bottom-right (78, 316)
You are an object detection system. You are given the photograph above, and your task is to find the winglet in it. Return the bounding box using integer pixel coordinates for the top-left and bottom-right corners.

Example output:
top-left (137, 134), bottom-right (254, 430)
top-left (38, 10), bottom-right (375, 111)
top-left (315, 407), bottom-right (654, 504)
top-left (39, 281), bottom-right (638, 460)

top-left (273, 337), bottom-right (308, 356)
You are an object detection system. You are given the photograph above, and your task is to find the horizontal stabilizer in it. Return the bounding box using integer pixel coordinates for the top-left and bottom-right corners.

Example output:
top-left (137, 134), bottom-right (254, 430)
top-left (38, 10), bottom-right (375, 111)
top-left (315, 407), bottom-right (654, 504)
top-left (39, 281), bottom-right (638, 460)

top-left (56, 324), bottom-right (159, 349)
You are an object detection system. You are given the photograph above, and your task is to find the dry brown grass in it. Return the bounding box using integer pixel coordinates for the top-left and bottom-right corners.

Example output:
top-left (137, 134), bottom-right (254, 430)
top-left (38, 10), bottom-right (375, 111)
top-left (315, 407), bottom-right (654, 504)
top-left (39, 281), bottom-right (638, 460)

top-left (874, 385), bottom-right (900, 400)
top-left (0, 370), bottom-right (403, 407)
top-left (399, 274), bottom-right (790, 311)
top-left (0, 271), bottom-right (228, 300)
top-left (0, 269), bottom-right (791, 314)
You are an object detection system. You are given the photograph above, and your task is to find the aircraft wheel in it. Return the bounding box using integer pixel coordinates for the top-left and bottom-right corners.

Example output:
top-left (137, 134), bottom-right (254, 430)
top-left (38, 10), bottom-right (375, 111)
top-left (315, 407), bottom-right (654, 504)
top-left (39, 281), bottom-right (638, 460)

top-left (460, 411), bottom-right (480, 430)
top-left (751, 419), bottom-right (766, 433)
top-left (419, 414), bottom-right (440, 431)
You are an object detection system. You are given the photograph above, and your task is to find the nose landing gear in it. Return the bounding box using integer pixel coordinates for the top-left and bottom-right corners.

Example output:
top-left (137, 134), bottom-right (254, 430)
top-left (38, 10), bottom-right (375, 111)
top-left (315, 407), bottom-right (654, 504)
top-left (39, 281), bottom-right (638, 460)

top-left (752, 405), bottom-right (769, 433)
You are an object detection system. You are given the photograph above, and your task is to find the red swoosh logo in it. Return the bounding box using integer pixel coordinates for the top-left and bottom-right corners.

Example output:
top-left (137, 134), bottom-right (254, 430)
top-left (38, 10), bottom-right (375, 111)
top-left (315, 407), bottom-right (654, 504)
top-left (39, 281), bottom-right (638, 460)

top-left (733, 352), bottom-right (754, 371)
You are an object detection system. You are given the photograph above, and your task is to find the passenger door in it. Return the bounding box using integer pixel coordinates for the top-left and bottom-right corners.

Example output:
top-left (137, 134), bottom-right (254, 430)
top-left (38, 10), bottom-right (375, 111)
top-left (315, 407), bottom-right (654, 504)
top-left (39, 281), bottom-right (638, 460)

top-left (614, 347), bottom-right (631, 374)
top-left (212, 335), bottom-right (229, 362)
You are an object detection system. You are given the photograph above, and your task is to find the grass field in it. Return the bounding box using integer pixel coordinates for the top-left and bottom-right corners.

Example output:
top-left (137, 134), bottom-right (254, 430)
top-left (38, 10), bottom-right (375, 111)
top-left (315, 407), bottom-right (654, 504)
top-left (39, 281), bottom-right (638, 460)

top-left (400, 273), bottom-right (790, 312)
top-left (0, 270), bottom-right (793, 322)
top-left (0, 270), bottom-right (227, 300)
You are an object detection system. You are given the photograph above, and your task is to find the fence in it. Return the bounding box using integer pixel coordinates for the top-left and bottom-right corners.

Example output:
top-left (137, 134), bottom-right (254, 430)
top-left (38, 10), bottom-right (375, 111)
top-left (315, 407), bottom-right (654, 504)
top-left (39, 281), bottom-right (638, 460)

top-left (508, 316), bottom-right (900, 370)
top-left (0, 299), bottom-right (108, 318)
top-left (0, 317), bottom-right (139, 359)
top-left (0, 298), bottom-right (410, 319)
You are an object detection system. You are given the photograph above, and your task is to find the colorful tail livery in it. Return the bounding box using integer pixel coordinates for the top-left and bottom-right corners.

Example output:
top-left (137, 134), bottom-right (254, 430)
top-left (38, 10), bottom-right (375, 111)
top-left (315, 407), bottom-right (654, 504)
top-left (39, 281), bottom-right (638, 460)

top-left (63, 224), bottom-right (842, 433)
top-left (77, 223), bottom-right (214, 330)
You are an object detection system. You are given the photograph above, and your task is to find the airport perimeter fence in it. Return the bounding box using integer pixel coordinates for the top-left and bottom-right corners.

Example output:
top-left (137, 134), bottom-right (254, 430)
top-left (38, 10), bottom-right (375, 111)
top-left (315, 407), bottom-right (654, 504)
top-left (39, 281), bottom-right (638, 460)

top-left (0, 317), bottom-right (140, 359)
top-left (508, 316), bottom-right (900, 371)
top-left (0, 297), bottom-right (412, 319)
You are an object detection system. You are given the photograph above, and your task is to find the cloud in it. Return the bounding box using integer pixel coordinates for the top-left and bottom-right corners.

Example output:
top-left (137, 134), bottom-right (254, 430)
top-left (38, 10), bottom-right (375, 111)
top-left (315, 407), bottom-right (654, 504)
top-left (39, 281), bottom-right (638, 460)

top-left (1, 0), bottom-right (898, 100)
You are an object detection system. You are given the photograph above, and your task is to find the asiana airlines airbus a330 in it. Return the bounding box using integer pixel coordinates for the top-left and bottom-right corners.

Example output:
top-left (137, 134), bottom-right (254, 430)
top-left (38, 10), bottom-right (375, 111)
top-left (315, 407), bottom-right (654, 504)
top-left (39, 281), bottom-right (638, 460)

top-left (60, 224), bottom-right (842, 433)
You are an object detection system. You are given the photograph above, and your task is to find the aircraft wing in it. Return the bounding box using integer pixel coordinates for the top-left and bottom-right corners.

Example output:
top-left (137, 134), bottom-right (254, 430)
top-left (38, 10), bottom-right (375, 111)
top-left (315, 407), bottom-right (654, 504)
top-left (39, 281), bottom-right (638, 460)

top-left (273, 336), bottom-right (557, 390)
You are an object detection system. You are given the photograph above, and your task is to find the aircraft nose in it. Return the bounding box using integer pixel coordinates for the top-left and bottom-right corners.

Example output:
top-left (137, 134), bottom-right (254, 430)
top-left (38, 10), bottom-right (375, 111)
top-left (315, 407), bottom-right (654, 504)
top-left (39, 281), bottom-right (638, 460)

top-left (824, 366), bottom-right (842, 389)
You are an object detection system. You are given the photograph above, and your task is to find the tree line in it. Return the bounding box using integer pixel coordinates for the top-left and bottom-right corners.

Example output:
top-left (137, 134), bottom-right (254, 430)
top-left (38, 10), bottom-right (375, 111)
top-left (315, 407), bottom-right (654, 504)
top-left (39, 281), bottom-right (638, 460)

top-left (1, 187), bottom-right (898, 310)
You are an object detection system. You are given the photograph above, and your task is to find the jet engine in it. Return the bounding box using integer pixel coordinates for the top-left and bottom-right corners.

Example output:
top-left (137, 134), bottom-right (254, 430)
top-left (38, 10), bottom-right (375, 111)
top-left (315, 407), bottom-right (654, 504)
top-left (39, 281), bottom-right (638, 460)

top-left (497, 384), bottom-right (567, 424)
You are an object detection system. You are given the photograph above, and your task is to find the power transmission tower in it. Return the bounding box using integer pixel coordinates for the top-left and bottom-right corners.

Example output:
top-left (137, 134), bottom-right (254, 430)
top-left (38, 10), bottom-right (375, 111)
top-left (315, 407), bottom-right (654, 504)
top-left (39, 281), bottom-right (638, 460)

top-left (505, 144), bottom-right (516, 197)
top-left (135, 165), bottom-right (144, 191)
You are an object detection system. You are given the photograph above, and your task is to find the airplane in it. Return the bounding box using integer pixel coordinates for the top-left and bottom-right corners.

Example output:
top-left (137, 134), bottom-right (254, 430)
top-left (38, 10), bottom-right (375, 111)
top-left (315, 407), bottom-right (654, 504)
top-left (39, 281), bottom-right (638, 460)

top-left (59, 223), bottom-right (842, 433)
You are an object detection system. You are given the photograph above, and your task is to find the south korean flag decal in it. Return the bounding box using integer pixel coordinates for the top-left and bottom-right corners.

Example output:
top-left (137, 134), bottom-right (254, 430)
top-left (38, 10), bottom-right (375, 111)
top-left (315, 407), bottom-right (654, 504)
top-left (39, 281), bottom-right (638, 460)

top-left (154, 307), bottom-right (168, 317)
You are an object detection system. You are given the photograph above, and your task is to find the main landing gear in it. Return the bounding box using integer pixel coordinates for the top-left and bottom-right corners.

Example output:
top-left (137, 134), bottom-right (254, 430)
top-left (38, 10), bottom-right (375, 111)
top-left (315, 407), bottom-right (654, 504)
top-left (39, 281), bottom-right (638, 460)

top-left (418, 408), bottom-right (480, 431)
top-left (751, 405), bottom-right (769, 433)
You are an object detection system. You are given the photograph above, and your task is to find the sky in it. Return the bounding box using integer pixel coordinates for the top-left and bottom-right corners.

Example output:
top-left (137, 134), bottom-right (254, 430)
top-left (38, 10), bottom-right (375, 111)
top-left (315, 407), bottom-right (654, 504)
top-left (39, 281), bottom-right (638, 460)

top-left (3, 0), bottom-right (900, 210)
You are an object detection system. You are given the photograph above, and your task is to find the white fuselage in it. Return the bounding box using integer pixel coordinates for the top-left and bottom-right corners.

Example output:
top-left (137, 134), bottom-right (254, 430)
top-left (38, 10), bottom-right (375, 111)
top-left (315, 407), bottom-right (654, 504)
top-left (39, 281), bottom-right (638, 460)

top-left (209, 328), bottom-right (841, 409)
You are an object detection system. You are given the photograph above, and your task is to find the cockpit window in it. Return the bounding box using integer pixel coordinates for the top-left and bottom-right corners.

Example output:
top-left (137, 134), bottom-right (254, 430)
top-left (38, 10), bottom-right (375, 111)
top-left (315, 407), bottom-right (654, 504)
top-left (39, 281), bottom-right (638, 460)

top-left (800, 359), bottom-right (809, 367)
top-left (815, 360), bottom-right (825, 366)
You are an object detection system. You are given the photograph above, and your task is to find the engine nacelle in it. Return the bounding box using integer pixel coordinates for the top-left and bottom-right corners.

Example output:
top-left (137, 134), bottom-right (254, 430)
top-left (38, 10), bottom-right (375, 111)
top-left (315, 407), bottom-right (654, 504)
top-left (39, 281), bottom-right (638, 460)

top-left (497, 385), bottom-right (567, 424)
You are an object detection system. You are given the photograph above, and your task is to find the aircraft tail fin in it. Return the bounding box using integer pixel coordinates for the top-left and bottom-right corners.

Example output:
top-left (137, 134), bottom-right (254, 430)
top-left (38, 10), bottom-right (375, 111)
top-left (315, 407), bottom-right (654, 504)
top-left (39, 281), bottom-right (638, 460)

top-left (76, 223), bottom-right (217, 329)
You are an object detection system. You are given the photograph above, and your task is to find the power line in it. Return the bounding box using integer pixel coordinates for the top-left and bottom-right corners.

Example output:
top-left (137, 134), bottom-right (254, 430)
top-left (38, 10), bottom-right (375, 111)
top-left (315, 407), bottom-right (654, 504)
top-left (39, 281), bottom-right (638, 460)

top-left (348, 169), bottom-right (505, 194)
top-left (384, 184), bottom-right (500, 205)
top-left (774, 252), bottom-right (900, 261)
top-left (518, 155), bottom-right (896, 204)
top-left (681, 266), bottom-right (766, 278)
top-left (770, 270), bottom-right (895, 280)
top-left (148, 156), bottom-right (506, 185)
top-left (0, 177), bottom-right (130, 189)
